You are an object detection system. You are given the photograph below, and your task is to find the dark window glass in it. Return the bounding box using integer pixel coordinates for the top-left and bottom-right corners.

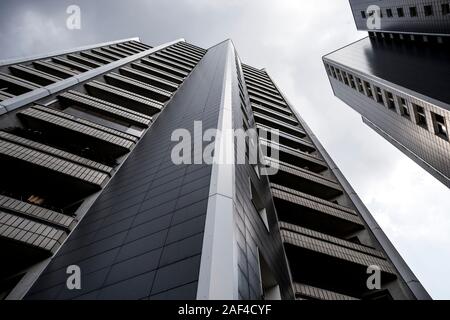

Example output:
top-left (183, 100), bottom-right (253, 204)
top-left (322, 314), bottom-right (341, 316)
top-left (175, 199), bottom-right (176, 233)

top-left (397, 7), bottom-right (404, 17)
top-left (399, 97), bottom-right (410, 118)
top-left (410, 7), bottom-right (417, 17)
top-left (361, 10), bottom-right (366, 18)
top-left (424, 5), bottom-right (433, 16)
top-left (386, 8), bottom-right (393, 17)
top-left (432, 113), bottom-right (448, 139)
top-left (413, 104), bottom-right (427, 129)
top-left (442, 3), bottom-right (450, 15)
top-left (386, 91), bottom-right (396, 110)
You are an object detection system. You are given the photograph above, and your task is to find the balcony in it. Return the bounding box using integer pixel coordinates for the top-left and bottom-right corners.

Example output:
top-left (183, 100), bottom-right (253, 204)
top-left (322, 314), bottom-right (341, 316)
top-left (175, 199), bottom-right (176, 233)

top-left (51, 57), bottom-right (92, 73)
top-left (0, 211), bottom-right (66, 280)
top-left (18, 105), bottom-right (136, 161)
top-left (84, 80), bottom-right (163, 116)
top-left (32, 61), bottom-right (79, 79)
top-left (165, 46), bottom-right (201, 63)
top-left (148, 54), bottom-right (193, 73)
top-left (282, 225), bottom-right (396, 298)
top-left (271, 184), bottom-right (363, 237)
top-left (104, 73), bottom-right (172, 103)
top-left (254, 113), bottom-right (306, 138)
top-left (9, 65), bottom-right (61, 86)
top-left (141, 57), bottom-right (189, 78)
top-left (131, 62), bottom-right (184, 84)
top-left (0, 72), bottom-right (40, 97)
top-left (248, 88), bottom-right (286, 108)
top-left (294, 282), bottom-right (358, 300)
top-left (67, 54), bottom-right (102, 68)
top-left (266, 158), bottom-right (343, 199)
top-left (58, 90), bottom-right (152, 128)
top-left (157, 51), bottom-right (196, 68)
top-left (119, 67), bottom-right (179, 92)
top-left (251, 103), bottom-right (296, 125)
top-left (259, 138), bottom-right (327, 173)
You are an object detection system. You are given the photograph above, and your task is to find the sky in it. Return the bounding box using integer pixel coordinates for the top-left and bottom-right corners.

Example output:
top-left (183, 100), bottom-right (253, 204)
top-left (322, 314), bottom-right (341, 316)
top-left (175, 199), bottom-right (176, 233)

top-left (1, 0), bottom-right (449, 299)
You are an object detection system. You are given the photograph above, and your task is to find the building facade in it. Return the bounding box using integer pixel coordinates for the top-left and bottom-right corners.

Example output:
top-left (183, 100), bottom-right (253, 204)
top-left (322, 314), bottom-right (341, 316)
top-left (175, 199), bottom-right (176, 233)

top-left (324, 0), bottom-right (450, 188)
top-left (0, 37), bottom-right (429, 300)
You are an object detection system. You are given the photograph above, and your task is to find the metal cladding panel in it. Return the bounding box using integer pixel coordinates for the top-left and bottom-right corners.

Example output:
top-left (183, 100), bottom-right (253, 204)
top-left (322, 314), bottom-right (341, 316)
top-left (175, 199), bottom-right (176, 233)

top-left (24, 44), bottom-right (229, 300)
top-left (326, 69), bottom-right (450, 188)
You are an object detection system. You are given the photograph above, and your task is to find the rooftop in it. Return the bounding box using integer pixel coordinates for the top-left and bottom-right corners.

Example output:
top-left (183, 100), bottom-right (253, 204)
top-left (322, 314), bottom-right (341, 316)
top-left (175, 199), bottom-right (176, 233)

top-left (324, 37), bottom-right (450, 110)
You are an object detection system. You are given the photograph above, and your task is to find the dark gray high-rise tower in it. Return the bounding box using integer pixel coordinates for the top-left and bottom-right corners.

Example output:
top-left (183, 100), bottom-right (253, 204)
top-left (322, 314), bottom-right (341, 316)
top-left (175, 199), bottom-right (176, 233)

top-left (324, 0), bottom-right (450, 188)
top-left (0, 36), bottom-right (429, 300)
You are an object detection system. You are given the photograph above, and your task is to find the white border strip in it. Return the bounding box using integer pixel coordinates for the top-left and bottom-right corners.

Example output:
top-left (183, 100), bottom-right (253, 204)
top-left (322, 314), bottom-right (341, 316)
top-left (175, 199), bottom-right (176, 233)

top-left (0, 38), bottom-right (185, 112)
top-left (197, 40), bottom-right (239, 300)
top-left (0, 37), bottom-right (140, 67)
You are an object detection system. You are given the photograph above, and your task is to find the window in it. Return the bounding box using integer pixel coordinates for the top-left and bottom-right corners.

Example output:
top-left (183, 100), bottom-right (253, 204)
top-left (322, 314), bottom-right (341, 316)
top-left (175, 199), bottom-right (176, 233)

top-left (348, 74), bottom-right (356, 89)
top-left (386, 91), bottom-right (396, 110)
top-left (364, 81), bottom-right (373, 98)
top-left (258, 249), bottom-right (281, 300)
top-left (342, 71), bottom-right (349, 86)
top-left (443, 3), bottom-right (450, 15)
top-left (361, 10), bottom-right (366, 18)
top-left (386, 8), bottom-right (393, 17)
top-left (397, 7), bottom-right (404, 17)
top-left (356, 77), bottom-right (364, 92)
top-left (375, 86), bottom-right (384, 105)
top-left (250, 179), bottom-right (270, 231)
top-left (336, 69), bottom-right (343, 82)
top-left (330, 66), bottom-right (337, 79)
top-left (424, 5), bottom-right (433, 16)
top-left (412, 104), bottom-right (427, 129)
top-left (325, 64), bottom-right (331, 76)
top-left (409, 6), bottom-right (418, 17)
top-left (431, 112), bottom-right (448, 140)
top-left (398, 97), bottom-right (410, 118)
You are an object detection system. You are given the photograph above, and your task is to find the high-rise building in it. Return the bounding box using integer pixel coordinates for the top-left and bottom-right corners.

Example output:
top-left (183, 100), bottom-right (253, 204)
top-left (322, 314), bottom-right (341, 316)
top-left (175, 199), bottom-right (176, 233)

top-left (323, 0), bottom-right (450, 188)
top-left (0, 37), bottom-right (429, 300)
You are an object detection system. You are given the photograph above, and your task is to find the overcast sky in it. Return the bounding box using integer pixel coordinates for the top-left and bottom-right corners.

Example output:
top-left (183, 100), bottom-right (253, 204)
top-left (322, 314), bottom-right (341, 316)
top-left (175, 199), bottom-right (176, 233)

top-left (1, 0), bottom-right (449, 299)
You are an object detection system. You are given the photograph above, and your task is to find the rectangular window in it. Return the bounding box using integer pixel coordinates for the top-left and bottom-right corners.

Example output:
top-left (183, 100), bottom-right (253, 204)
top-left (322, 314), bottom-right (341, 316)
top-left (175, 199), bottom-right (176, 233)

top-left (432, 112), bottom-right (448, 140)
top-left (336, 69), bottom-right (343, 82)
top-left (424, 5), bottom-right (433, 16)
top-left (399, 97), bottom-right (410, 119)
top-left (356, 77), bottom-right (364, 92)
top-left (348, 74), bottom-right (356, 89)
top-left (375, 86), bottom-right (384, 105)
top-left (258, 249), bottom-right (281, 300)
top-left (386, 91), bottom-right (396, 110)
top-left (409, 6), bottom-right (418, 17)
top-left (342, 71), bottom-right (349, 86)
top-left (325, 64), bottom-right (331, 76)
top-left (361, 11), bottom-right (366, 18)
top-left (250, 179), bottom-right (270, 231)
top-left (330, 66), bottom-right (337, 79)
top-left (386, 8), bottom-right (393, 17)
top-left (412, 104), bottom-right (427, 129)
top-left (364, 81), bottom-right (373, 98)
top-left (443, 3), bottom-right (450, 15)
top-left (397, 7), bottom-right (404, 17)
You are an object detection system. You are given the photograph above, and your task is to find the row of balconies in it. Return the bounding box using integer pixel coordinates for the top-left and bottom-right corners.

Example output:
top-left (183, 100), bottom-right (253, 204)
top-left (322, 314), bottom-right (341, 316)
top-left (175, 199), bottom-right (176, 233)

top-left (0, 41), bottom-right (205, 281)
top-left (0, 40), bottom-right (150, 102)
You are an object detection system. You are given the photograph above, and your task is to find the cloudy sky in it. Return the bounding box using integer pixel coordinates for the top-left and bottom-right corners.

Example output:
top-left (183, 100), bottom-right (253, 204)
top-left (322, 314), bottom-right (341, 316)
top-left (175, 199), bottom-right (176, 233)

top-left (1, 0), bottom-right (449, 299)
